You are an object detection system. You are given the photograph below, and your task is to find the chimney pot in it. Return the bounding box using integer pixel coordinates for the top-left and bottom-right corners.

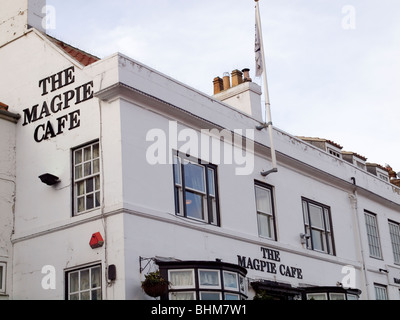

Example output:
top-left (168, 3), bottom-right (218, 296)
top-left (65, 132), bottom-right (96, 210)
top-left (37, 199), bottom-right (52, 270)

top-left (213, 77), bottom-right (224, 95)
top-left (242, 68), bottom-right (252, 82)
top-left (231, 69), bottom-right (243, 87)
top-left (222, 72), bottom-right (231, 91)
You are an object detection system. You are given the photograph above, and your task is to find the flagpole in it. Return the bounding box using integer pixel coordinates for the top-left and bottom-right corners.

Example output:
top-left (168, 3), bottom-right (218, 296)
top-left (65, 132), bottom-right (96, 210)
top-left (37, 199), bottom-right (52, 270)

top-left (255, 0), bottom-right (278, 176)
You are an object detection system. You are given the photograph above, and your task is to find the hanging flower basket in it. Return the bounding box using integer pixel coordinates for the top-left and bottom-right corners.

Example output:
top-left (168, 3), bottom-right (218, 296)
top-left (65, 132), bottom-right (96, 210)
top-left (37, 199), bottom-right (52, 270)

top-left (141, 270), bottom-right (170, 298)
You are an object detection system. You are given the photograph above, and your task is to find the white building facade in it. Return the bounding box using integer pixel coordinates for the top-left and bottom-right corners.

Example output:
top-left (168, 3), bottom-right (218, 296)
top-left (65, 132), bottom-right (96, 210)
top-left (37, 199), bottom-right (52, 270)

top-left (1, 0), bottom-right (400, 300)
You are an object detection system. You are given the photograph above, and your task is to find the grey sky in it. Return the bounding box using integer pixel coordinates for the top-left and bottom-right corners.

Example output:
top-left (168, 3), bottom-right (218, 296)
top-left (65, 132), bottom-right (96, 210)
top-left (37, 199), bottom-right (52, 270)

top-left (46, 0), bottom-right (400, 171)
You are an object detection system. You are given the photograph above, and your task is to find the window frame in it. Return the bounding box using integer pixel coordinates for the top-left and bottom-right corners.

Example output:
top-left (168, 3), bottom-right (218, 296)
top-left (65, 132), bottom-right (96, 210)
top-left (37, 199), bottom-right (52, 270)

top-left (374, 283), bottom-right (388, 300)
top-left (301, 198), bottom-right (335, 255)
top-left (72, 140), bottom-right (101, 216)
top-left (158, 260), bottom-right (248, 301)
top-left (364, 211), bottom-right (383, 259)
top-left (173, 152), bottom-right (220, 226)
top-left (388, 220), bottom-right (400, 264)
top-left (65, 264), bottom-right (102, 300)
top-left (0, 262), bottom-right (6, 294)
top-left (254, 181), bottom-right (277, 240)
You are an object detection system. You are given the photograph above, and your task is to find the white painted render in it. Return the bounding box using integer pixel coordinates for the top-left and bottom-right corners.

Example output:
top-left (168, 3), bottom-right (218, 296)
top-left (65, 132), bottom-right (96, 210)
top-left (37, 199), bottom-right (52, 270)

top-left (1, 1), bottom-right (400, 300)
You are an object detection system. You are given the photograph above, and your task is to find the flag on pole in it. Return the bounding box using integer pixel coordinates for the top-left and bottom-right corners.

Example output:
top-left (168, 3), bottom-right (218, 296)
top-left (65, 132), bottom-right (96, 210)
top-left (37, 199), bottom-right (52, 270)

top-left (255, 8), bottom-right (263, 77)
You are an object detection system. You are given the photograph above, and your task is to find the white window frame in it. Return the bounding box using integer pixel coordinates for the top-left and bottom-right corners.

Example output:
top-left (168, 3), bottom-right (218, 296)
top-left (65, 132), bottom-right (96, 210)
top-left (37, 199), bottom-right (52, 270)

top-left (223, 271), bottom-right (239, 291)
top-left (198, 269), bottom-right (221, 289)
top-left (67, 264), bottom-right (102, 300)
top-left (364, 211), bottom-right (382, 259)
top-left (329, 293), bottom-right (345, 300)
top-left (199, 291), bottom-right (222, 300)
top-left (0, 262), bottom-right (6, 294)
top-left (306, 293), bottom-right (327, 300)
top-left (169, 291), bottom-right (196, 300)
top-left (389, 220), bottom-right (400, 264)
top-left (225, 293), bottom-right (240, 300)
top-left (168, 269), bottom-right (195, 290)
top-left (374, 284), bottom-right (388, 300)
top-left (255, 182), bottom-right (276, 240)
top-left (73, 141), bottom-right (101, 216)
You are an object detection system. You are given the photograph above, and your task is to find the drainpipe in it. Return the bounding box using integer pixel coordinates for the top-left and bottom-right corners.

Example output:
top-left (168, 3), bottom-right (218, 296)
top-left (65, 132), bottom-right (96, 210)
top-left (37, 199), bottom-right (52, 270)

top-left (349, 180), bottom-right (370, 300)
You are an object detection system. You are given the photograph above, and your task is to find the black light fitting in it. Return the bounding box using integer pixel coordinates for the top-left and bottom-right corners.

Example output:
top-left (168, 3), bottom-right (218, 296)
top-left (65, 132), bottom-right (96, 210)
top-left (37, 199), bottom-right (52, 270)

top-left (39, 173), bottom-right (60, 186)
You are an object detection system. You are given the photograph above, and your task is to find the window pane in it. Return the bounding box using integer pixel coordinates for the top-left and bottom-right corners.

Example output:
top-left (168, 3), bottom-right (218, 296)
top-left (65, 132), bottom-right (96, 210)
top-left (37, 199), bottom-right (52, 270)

top-left (223, 271), bottom-right (238, 290)
top-left (184, 163), bottom-right (205, 192)
top-left (225, 293), bottom-right (240, 300)
top-left (86, 178), bottom-right (94, 193)
top-left (80, 291), bottom-right (90, 300)
top-left (258, 213), bottom-right (273, 238)
top-left (255, 186), bottom-right (272, 214)
top-left (239, 275), bottom-right (247, 294)
top-left (84, 147), bottom-right (92, 161)
top-left (200, 292), bottom-right (221, 300)
top-left (307, 293), bottom-right (327, 300)
top-left (93, 144), bottom-right (99, 158)
top-left (170, 292), bottom-right (195, 300)
top-left (74, 150), bottom-right (82, 164)
top-left (95, 176), bottom-right (100, 191)
top-left (311, 229), bottom-right (324, 251)
top-left (309, 204), bottom-right (324, 229)
top-left (84, 162), bottom-right (91, 176)
top-left (207, 168), bottom-right (215, 196)
top-left (77, 181), bottom-right (85, 196)
top-left (185, 191), bottom-right (204, 220)
top-left (80, 270), bottom-right (89, 290)
top-left (95, 192), bottom-right (101, 208)
top-left (173, 156), bottom-right (181, 185)
top-left (330, 293), bottom-right (345, 300)
top-left (77, 197), bottom-right (85, 213)
top-left (199, 270), bottom-right (220, 287)
top-left (91, 267), bottom-right (101, 288)
top-left (169, 270), bottom-right (194, 288)
top-left (93, 159), bottom-right (100, 174)
top-left (69, 293), bottom-right (79, 300)
top-left (91, 289), bottom-right (101, 300)
top-left (302, 201), bottom-right (309, 225)
top-left (75, 165), bottom-right (82, 179)
top-left (86, 194), bottom-right (94, 210)
top-left (70, 272), bottom-right (79, 293)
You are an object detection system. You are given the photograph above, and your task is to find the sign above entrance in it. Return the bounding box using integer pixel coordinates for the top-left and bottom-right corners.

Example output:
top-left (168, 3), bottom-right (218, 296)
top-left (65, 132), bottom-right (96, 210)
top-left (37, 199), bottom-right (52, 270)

top-left (237, 246), bottom-right (303, 279)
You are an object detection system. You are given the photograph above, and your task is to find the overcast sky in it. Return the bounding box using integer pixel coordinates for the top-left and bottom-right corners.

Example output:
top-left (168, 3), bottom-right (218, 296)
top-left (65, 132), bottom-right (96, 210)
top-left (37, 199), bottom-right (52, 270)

top-left (46, 0), bottom-right (400, 171)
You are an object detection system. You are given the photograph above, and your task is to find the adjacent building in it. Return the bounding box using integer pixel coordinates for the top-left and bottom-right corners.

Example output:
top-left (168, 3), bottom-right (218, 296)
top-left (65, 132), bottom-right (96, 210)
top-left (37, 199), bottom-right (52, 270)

top-left (1, 0), bottom-right (400, 300)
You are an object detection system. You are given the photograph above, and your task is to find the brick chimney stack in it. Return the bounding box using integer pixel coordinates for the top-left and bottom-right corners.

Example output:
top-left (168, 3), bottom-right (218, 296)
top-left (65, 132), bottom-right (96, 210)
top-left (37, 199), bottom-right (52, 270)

top-left (212, 68), bottom-right (262, 120)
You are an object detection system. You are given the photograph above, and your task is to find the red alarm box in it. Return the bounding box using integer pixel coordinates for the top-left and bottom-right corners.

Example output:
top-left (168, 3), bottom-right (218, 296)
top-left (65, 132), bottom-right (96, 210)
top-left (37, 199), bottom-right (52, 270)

top-left (89, 232), bottom-right (104, 249)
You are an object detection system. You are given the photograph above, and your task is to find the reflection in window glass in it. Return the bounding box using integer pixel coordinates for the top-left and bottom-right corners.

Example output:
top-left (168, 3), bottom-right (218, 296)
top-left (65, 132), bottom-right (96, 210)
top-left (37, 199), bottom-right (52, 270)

top-left (199, 270), bottom-right (220, 288)
top-left (200, 292), bottom-right (221, 300)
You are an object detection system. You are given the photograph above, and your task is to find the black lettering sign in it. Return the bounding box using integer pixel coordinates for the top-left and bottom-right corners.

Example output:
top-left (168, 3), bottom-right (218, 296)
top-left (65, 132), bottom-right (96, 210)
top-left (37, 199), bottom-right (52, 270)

top-left (24, 67), bottom-right (93, 142)
top-left (238, 247), bottom-right (303, 279)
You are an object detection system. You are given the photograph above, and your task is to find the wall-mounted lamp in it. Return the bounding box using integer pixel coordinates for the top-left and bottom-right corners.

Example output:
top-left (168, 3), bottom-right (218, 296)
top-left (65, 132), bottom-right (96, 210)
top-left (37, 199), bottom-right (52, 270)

top-left (300, 233), bottom-right (310, 244)
top-left (39, 173), bottom-right (60, 186)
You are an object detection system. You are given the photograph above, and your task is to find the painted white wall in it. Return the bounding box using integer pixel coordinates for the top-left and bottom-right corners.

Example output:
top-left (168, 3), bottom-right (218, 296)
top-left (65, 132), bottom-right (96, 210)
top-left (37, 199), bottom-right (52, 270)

top-left (1, 23), bottom-right (399, 300)
top-left (0, 116), bottom-right (17, 299)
